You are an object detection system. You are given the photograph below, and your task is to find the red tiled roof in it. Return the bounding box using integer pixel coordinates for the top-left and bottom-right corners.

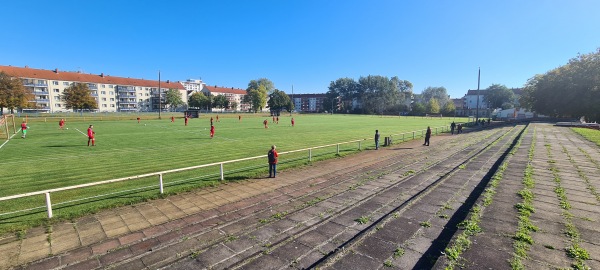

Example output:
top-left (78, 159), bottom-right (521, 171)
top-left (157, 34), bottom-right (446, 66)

top-left (205, 85), bottom-right (246, 95)
top-left (0, 65), bottom-right (185, 90)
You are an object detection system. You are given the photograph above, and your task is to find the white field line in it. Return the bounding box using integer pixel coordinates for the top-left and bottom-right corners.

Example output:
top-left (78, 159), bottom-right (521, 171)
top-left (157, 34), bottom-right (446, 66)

top-left (0, 128), bottom-right (22, 150)
top-left (73, 128), bottom-right (88, 137)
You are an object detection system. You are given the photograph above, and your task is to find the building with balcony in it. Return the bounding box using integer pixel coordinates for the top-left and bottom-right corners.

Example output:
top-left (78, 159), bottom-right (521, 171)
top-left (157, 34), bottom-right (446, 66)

top-left (0, 65), bottom-right (185, 113)
top-left (202, 85), bottom-right (249, 112)
top-left (291, 93), bottom-right (327, 113)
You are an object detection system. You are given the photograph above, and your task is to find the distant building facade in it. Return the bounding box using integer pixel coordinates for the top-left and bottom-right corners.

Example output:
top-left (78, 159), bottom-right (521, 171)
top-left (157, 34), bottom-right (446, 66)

top-left (202, 85), bottom-right (250, 112)
top-left (291, 93), bottom-right (326, 113)
top-left (180, 79), bottom-right (205, 96)
top-left (0, 65), bottom-right (186, 113)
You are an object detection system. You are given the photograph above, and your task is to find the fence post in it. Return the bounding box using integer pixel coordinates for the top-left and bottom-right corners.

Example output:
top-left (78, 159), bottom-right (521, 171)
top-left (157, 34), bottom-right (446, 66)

top-left (309, 149), bottom-right (312, 162)
top-left (402, 133), bottom-right (405, 142)
top-left (45, 192), bottom-right (53, 218)
top-left (159, 173), bottom-right (164, 194)
top-left (358, 141), bottom-right (361, 150)
top-left (412, 131), bottom-right (415, 140)
top-left (220, 163), bottom-right (224, 180)
top-left (435, 127), bottom-right (438, 135)
top-left (336, 144), bottom-right (340, 155)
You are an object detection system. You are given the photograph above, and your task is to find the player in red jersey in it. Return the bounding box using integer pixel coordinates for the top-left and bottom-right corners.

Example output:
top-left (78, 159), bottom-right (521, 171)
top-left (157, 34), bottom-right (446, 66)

top-left (210, 124), bottom-right (215, 138)
top-left (87, 125), bottom-right (95, 146)
top-left (21, 121), bottom-right (28, 138)
top-left (184, 115), bottom-right (189, 126)
top-left (171, 116), bottom-right (175, 122)
top-left (59, 118), bottom-right (65, 129)
top-left (291, 117), bottom-right (295, 127)
top-left (263, 119), bottom-right (269, 128)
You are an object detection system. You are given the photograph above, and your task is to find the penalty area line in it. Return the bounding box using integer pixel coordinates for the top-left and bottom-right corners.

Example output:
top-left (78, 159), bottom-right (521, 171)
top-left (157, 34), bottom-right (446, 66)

top-left (74, 128), bottom-right (88, 137)
top-left (0, 128), bottom-right (23, 150)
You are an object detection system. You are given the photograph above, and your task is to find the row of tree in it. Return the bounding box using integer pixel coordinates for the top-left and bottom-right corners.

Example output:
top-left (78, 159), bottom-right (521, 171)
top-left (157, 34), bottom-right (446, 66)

top-left (325, 76), bottom-right (458, 115)
top-left (520, 48), bottom-right (600, 122)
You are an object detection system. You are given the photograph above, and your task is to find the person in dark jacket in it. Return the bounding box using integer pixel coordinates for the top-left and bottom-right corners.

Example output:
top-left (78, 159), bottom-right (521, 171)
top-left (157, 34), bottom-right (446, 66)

top-left (424, 126), bottom-right (431, 146)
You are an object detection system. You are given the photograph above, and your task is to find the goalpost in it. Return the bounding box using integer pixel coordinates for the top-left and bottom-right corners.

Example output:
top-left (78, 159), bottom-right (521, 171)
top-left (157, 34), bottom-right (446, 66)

top-left (425, 113), bottom-right (443, 118)
top-left (0, 114), bottom-right (17, 140)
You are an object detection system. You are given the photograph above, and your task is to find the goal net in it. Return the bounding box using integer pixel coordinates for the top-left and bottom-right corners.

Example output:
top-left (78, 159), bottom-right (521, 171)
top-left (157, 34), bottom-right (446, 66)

top-left (0, 114), bottom-right (17, 140)
top-left (425, 113), bottom-right (443, 118)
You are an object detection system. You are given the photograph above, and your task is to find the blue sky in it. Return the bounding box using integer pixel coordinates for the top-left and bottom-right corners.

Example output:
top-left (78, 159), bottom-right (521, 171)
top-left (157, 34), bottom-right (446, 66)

top-left (2, 1), bottom-right (599, 98)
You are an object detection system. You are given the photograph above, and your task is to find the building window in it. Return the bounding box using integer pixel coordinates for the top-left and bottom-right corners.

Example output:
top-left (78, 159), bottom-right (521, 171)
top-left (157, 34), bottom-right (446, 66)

top-left (53, 81), bottom-right (59, 85)
top-left (102, 104), bottom-right (107, 108)
top-left (101, 91), bottom-right (106, 95)
top-left (139, 99), bottom-right (143, 102)
top-left (38, 80), bottom-right (46, 84)
top-left (54, 96), bottom-right (60, 101)
top-left (63, 82), bottom-right (69, 86)
top-left (139, 93), bottom-right (142, 96)
top-left (102, 98), bottom-right (107, 101)
top-left (55, 104), bottom-right (61, 108)
top-left (109, 85), bottom-right (114, 88)
top-left (110, 98), bottom-right (115, 101)
top-left (102, 84), bottom-right (106, 88)
top-left (109, 91), bottom-right (114, 95)
top-left (110, 104), bottom-right (115, 107)
top-left (54, 89), bottom-right (60, 93)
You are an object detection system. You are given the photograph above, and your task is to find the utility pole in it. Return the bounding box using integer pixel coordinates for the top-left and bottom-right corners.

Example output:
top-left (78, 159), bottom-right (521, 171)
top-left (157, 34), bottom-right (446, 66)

top-left (475, 67), bottom-right (480, 123)
top-left (158, 70), bottom-right (161, 119)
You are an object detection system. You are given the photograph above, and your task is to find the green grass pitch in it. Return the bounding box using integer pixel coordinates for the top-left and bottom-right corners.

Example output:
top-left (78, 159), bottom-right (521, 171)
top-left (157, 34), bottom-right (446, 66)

top-left (0, 113), bottom-right (464, 233)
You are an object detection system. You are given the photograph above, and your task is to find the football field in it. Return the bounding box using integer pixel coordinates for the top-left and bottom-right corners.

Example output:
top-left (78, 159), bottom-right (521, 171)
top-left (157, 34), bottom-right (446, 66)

top-left (0, 113), bottom-right (464, 233)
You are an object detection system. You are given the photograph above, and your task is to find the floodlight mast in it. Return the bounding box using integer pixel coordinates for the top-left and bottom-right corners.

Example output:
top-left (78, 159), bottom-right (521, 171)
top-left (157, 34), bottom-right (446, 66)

top-left (476, 67), bottom-right (480, 122)
top-left (158, 71), bottom-right (161, 119)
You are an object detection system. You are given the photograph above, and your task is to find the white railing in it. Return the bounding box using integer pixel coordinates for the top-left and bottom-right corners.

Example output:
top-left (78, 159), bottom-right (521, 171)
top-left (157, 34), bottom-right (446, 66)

top-left (0, 125), bottom-right (450, 219)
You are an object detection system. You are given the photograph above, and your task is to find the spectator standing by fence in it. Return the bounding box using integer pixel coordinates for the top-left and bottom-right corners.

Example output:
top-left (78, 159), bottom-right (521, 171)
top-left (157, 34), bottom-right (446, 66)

top-left (268, 145), bottom-right (278, 178)
top-left (424, 126), bottom-right (431, 146)
top-left (450, 121), bottom-right (456, 135)
top-left (374, 130), bottom-right (380, 150)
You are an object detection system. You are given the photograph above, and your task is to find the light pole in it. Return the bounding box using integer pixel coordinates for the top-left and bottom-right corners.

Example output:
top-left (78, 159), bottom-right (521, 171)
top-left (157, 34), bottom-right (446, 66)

top-left (475, 67), bottom-right (480, 123)
top-left (158, 70), bottom-right (162, 119)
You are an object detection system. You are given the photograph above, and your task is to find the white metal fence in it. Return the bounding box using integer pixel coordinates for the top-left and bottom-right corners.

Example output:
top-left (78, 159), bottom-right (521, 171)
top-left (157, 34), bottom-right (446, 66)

top-left (0, 125), bottom-right (451, 219)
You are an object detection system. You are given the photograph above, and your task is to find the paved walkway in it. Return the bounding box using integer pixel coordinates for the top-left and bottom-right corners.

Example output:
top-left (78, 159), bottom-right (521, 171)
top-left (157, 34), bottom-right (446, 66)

top-left (1, 125), bottom-right (464, 270)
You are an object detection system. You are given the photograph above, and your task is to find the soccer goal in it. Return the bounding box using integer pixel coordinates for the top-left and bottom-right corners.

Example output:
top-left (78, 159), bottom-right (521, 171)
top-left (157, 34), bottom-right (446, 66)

top-left (425, 113), bottom-right (443, 118)
top-left (0, 114), bottom-right (17, 140)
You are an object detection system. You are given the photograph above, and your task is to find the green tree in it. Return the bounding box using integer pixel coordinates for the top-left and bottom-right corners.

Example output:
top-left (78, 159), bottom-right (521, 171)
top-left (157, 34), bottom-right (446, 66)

top-left (412, 102), bottom-right (426, 115)
top-left (212, 95), bottom-right (229, 111)
top-left (421, 86), bottom-right (449, 108)
top-left (246, 78), bottom-right (272, 112)
top-left (521, 48), bottom-right (600, 121)
top-left (62, 83), bottom-right (98, 112)
top-left (188, 92), bottom-right (208, 108)
top-left (358, 75), bottom-right (399, 114)
top-left (165, 88), bottom-right (184, 111)
top-left (0, 72), bottom-right (32, 114)
top-left (267, 89), bottom-right (293, 113)
top-left (442, 100), bottom-right (456, 115)
top-left (484, 84), bottom-right (516, 109)
top-left (230, 101), bottom-right (238, 111)
top-left (427, 98), bottom-right (440, 114)
top-left (327, 78), bottom-right (359, 113)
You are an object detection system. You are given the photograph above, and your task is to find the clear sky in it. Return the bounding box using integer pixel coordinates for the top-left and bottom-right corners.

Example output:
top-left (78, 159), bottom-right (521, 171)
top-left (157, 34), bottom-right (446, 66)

top-left (2, 1), bottom-right (599, 98)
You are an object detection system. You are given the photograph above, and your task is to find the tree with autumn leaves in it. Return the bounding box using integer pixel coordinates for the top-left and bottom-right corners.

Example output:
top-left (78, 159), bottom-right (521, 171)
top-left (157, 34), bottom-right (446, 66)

top-left (0, 71), bottom-right (33, 114)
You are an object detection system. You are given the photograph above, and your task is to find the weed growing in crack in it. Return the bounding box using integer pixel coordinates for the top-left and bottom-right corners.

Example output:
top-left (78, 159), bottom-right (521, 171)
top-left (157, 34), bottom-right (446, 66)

top-left (355, 216), bottom-right (371, 224)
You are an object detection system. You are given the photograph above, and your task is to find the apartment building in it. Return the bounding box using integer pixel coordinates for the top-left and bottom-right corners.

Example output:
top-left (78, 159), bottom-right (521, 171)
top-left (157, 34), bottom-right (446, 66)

top-left (180, 79), bottom-right (205, 96)
top-left (291, 93), bottom-right (327, 113)
top-left (202, 85), bottom-right (249, 112)
top-left (0, 65), bottom-right (186, 113)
